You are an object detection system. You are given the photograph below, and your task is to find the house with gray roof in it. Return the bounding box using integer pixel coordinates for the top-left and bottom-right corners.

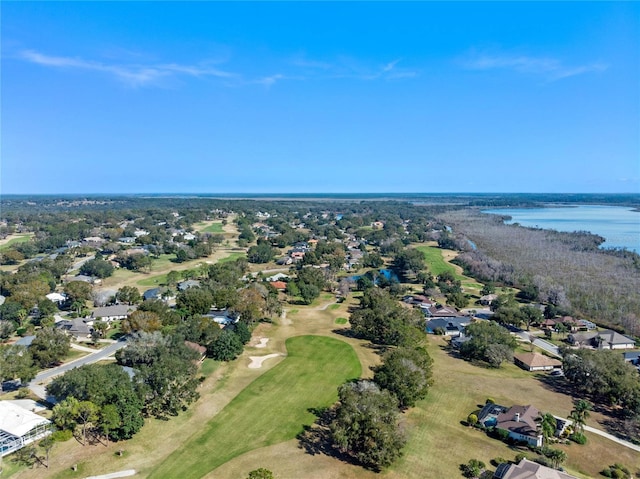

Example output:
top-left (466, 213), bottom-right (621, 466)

top-left (568, 329), bottom-right (636, 350)
top-left (494, 458), bottom-right (579, 479)
top-left (56, 318), bottom-right (92, 340)
top-left (425, 317), bottom-right (471, 337)
top-left (91, 304), bottom-right (136, 322)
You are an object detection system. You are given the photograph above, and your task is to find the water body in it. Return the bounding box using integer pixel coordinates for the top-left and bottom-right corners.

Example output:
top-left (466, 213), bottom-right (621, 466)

top-left (349, 269), bottom-right (399, 283)
top-left (483, 205), bottom-right (640, 253)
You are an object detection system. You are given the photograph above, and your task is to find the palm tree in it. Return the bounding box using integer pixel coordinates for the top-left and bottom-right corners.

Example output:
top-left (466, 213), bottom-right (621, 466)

top-left (539, 412), bottom-right (557, 443)
top-left (547, 448), bottom-right (567, 469)
top-left (569, 399), bottom-right (592, 434)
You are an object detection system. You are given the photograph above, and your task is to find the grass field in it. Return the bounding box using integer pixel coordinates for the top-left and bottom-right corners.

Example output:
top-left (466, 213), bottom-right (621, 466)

top-left (415, 243), bottom-right (483, 293)
top-left (217, 252), bottom-right (245, 264)
top-left (148, 335), bottom-right (361, 479)
top-left (335, 317), bottom-right (348, 324)
top-left (200, 222), bottom-right (224, 233)
top-left (0, 234), bottom-right (33, 251)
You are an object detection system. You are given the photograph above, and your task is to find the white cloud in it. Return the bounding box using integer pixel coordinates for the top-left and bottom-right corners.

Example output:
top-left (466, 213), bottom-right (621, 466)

top-left (461, 50), bottom-right (608, 80)
top-left (20, 50), bottom-right (236, 87)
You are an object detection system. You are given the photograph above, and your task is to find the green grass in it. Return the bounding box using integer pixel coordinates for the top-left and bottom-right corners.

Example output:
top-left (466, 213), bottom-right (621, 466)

top-left (218, 252), bottom-right (245, 264)
top-left (415, 244), bottom-right (462, 279)
top-left (288, 309), bottom-right (299, 314)
top-left (136, 273), bottom-right (168, 287)
top-left (199, 358), bottom-right (221, 377)
top-left (201, 222), bottom-right (224, 233)
top-left (148, 335), bottom-right (361, 479)
top-left (0, 234), bottom-right (32, 251)
top-left (328, 304), bottom-right (340, 310)
top-left (335, 317), bottom-right (348, 324)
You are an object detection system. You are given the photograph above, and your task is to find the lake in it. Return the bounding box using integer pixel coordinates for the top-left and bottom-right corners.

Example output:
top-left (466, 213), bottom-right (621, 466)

top-left (483, 205), bottom-right (640, 253)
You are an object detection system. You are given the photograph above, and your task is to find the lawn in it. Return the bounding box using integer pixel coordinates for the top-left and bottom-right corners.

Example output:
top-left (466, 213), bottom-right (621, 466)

top-left (0, 234), bottom-right (33, 251)
top-left (415, 243), bottom-right (484, 292)
top-left (217, 252), bottom-right (245, 264)
top-left (148, 335), bottom-right (361, 479)
top-left (201, 222), bottom-right (224, 233)
top-left (384, 336), bottom-right (638, 479)
top-left (335, 317), bottom-right (348, 324)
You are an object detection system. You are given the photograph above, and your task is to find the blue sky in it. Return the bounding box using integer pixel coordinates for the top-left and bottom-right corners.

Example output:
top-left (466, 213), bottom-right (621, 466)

top-left (2, 2), bottom-right (639, 194)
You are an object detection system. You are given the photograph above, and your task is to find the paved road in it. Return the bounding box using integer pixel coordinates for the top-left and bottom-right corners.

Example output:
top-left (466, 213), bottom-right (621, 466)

top-left (68, 254), bottom-right (96, 273)
top-left (28, 340), bottom-right (127, 399)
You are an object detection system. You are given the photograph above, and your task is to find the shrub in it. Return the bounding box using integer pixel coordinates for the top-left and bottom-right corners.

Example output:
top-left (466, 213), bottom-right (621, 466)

top-left (485, 398), bottom-right (495, 404)
top-left (467, 413), bottom-right (478, 426)
top-left (496, 428), bottom-right (510, 441)
top-left (16, 387), bottom-right (31, 399)
top-left (569, 432), bottom-right (587, 444)
top-left (515, 453), bottom-right (528, 463)
top-left (51, 429), bottom-right (73, 442)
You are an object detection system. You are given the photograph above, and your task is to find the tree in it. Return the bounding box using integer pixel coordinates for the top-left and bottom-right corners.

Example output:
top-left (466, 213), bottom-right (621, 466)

top-left (234, 322), bottom-right (252, 345)
top-left (247, 469), bottom-right (275, 479)
top-left (545, 448), bottom-right (567, 469)
top-left (175, 249), bottom-right (189, 263)
top-left (330, 381), bottom-right (405, 470)
top-left (74, 400), bottom-right (99, 445)
top-left (116, 286), bottom-right (142, 305)
top-left (0, 344), bottom-right (37, 385)
top-left (134, 353), bottom-right (200, 418)
top-left (98, 404), bottom-right (120, 446)
top-left (64, 281), bottom-right (92, 303)
top-left (39, 435), bottom-right (55, 468)
top-left (121, 310), bottom-right (162, 334)
top-left (459, 321), bottom-right (517, 368)
top-left (79, 258), bottom-right (114, 279)
top-left (350, 289), bottom-right (424, 347)
top-left (392, 248), bottom-right (426, 280)
top-left (176, 288), bottom-right (213, 316)
top-left (47, 363), bottom-right (144, 440)
top-left (569, 399), bottom-right (592, 434)
top-left (372, 347), bottom-right (433, 408)
top-left (29, 327), bottom-right (70, 368)
top-left (539, 412), bottom-right (557, 442)
top-left (298, 283), bottom-right (320, 305)
top-left (166, 270), bottom-right (181, 288)
top-left (209, 330), bottom-right (244, 361)
top-left (460, 459), bottom-right (486, 478)
top-left (247, 242), bottom-right (275, 264)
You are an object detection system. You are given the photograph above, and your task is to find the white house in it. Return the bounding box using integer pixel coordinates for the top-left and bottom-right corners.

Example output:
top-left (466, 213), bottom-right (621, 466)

top-left (0, 401), bottom-right (52, 457)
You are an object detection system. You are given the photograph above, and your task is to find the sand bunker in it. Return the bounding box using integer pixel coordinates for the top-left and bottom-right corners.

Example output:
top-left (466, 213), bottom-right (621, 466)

top-left (248, 353), bottom-right (281, 369)
top-left (255, 338), bottom-right (269, 348)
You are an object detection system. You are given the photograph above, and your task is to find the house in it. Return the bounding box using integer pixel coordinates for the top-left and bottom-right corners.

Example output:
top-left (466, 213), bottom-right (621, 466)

top-left (45, 292), bottom-right (67, 304)
top-left (203, 309), bottom-right (240, 326)
top-left (276, 256), bottom-right (293, 266)
top-left (178, 280), bottom-right (201, 291)
top-left (143, 288), bottom-right (162, 301)
top-left (568, 329), bottom-right (636, 350)
top-left (266, 273), bottom-right (289, 282)
top-left (576, 319), bottom-right (597, 331)
top-left (479, 294), bottom-right (498, 306)
top-left (184, 341), bottom-right (207, 363)
top-left (71, 274), bottom-right (96, 284)
top-left (424, 304), bottom-right (459, 318)
top-left (622, 351), bottom-right (640, 365)
top-left (91, 304), bottom-right (136, 322)
top-left (494, 458), bottom-right (579, 479)
top-left (425, 317), bottom-right (471, 337)
top-left (0, 401), bottom-right (52, 457)
top-left (478, 403), bottom-right (543, 447)
top-left (269, 281), bottom-right (287, 291)
top-left (55, 318), bottom-right (92, 340)
top-left (495, 405), bottom-right (543, 447)
top-left (513, 352), bottom-right (562, 372)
